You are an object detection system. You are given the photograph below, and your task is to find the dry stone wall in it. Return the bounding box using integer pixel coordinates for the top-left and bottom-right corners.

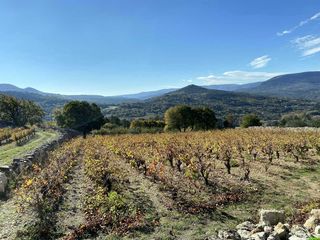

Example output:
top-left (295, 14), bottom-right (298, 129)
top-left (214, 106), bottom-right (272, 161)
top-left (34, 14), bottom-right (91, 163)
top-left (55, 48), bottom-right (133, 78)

top-left (0, 129), bottom-right (78, 196)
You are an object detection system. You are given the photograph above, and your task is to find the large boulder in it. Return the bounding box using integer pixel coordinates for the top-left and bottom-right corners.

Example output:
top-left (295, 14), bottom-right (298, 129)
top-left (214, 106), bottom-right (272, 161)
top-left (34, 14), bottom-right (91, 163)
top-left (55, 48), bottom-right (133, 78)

top-left (304, 209), bottom-right (320, 230)
top-left (259, 210), bottom-right (285, 226)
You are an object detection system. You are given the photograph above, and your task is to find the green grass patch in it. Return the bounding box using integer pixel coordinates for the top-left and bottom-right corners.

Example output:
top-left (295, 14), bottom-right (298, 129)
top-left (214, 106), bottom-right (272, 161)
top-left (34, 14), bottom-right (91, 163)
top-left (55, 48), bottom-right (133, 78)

top-left (0, 130), bottom-right (59, 165)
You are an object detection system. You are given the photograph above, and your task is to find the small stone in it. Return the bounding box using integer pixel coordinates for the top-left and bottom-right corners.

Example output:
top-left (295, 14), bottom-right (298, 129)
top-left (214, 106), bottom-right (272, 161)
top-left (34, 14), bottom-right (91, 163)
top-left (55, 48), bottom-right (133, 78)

top-left (264, 226), bottom-right (273, 234)
top-left (218, 230), bottom-right (241, 240)
top-left (274, 222), bottom-right (289, 240)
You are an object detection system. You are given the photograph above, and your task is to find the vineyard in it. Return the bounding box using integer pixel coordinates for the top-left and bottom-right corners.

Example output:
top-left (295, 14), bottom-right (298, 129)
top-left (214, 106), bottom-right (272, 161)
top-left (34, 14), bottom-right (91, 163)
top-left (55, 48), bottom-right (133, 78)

top-left (0, 128), bottom-right (36, 146)
top-left (4, 128), bottom-right (320, 239)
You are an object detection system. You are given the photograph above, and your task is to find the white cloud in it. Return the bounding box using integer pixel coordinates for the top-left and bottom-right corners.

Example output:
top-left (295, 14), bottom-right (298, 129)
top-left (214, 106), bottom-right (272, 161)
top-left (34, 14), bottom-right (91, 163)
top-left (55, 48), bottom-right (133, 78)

top-left (277, 11), bottom-right (320, 36)
top-left (182, 79), bottom-right (193, 83)
top-left (277, 30), bottom-right (292, 36)
top-left (197, 71), bottom-right (284, 84)
top-left (292, 35), bottom-right (320, 56)
top-left (250, 55), bottom-right (271, 69)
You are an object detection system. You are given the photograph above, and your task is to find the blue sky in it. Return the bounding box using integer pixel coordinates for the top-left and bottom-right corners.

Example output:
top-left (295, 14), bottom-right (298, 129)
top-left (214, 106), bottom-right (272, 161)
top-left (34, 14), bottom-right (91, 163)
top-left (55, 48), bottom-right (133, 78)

top-left (0, 0), bottom-right (319, 95)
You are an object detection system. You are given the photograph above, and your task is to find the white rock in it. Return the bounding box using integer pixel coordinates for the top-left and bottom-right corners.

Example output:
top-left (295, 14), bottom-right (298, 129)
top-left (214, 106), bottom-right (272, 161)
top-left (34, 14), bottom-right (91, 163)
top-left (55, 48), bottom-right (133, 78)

top-left (311, 209), bottom-right (320, 217)
top-left (259, 210), bottom-right (285, 226)
top-left (273, 222), bottom-right (289, 240)
top-left (315, 225), bottom-right (320, 236)
top-left (289, 225), bottom-right (310, 240)
top-left (237, 221), bottom-right (255, 231)
top-left (263, 226), bottom-right (273, 234)
top-left (267, 233), bottom-right (280, 240)
top-left (250, 232), bottom-right (268, 240)
top-left (237, 229), bottom-right (251, 240)
top-left (288, 236), bottom-right (308, 240)
top-left (304, 216), bottom-right (317, 230)
top-left (304, 209), bottom-right (320, 230)
top-left (267, 234), bottom-right (280, 240)
top-left (218, 230), bottom-right (241, 240)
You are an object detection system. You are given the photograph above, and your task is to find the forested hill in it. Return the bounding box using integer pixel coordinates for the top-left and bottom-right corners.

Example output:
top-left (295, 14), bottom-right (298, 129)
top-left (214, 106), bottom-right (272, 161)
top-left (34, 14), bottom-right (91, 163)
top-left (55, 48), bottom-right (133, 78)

top-left (241, 71), bottom-right (320, 100)
top-left (105, 85), bottom-right (319, 120)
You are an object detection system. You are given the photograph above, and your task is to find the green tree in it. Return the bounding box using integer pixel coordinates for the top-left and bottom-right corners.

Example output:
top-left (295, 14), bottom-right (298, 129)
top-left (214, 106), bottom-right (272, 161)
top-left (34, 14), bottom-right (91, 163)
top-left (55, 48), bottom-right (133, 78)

top-left (55, 101), bottom-right (104, 137)
top-left (0, 94), bottom-right (44, 126)
top-left (240, 114), bottom-right (262, 128)
top-left (164, 105), bottom-right (193, 132)
top-left (24, 100), bottom-right (45, 126)
top-left (192, 107), bottom-right (217, 130)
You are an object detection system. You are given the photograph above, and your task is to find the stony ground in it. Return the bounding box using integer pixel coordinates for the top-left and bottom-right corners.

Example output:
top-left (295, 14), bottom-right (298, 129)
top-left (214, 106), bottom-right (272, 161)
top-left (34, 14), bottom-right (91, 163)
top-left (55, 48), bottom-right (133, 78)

top-left (0, 194), bottom-right (35, 239)
top-left (0, 147), bottom-right (320, 239)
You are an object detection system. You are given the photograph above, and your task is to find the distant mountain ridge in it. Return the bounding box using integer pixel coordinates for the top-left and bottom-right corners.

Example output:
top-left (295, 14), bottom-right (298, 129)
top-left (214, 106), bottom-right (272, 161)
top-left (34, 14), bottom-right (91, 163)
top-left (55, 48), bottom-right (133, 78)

top-left (0, 82), bottom-right (263, 101)
top-left (0, 84), bottom-right (137, 105)
top-left (0, 84), bottom-right (43, 94)
top-left (106, 84), bottom-right (318, 121)
top-left (2, 71), bottom-right (320, 120)
top-left (242, 71), bottom-right (320, 99)
top-left (2, 71), bottom-right (320, 102)
top-left (205, 82), bottom-right (262, 91)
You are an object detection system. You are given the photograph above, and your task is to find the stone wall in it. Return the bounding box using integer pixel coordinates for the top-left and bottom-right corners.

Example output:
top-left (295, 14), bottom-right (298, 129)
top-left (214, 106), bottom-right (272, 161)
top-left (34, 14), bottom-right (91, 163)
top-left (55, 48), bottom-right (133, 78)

top-left (0, 129), bottom-right (78, 196)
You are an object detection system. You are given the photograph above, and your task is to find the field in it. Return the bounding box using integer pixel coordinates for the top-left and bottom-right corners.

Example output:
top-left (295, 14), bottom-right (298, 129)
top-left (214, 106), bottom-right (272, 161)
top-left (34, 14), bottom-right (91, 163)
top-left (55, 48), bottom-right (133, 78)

top-left (1, 128), bottom-right (320, 239)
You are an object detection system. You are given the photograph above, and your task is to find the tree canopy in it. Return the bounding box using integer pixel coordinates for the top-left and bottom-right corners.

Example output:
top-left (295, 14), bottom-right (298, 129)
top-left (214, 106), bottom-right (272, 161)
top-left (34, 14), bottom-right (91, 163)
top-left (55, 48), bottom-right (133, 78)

top-left (0, 94), bottom-right (44, 126)
top-left (164, 105), bottom-right (217, 132)
top-left (54, 101), bottom-right (104, 137)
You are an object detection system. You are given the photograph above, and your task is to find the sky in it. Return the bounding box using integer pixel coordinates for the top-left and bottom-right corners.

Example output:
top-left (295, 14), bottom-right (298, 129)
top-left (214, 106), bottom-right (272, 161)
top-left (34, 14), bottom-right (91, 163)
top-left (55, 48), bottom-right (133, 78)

top-left (0, 0), bottom-right (319, 96)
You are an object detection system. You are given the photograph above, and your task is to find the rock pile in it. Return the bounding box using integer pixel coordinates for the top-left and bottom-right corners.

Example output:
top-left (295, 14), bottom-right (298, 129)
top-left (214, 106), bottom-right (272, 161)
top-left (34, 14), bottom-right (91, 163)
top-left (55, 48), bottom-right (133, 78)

top-left (215, 209), bottom-right (320, 240)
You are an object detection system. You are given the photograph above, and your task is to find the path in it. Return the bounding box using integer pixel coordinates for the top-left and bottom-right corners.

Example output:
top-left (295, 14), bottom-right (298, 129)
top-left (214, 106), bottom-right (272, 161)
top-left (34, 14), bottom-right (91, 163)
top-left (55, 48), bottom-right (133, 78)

top-left (56, 155), bottom-right (87, 238)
